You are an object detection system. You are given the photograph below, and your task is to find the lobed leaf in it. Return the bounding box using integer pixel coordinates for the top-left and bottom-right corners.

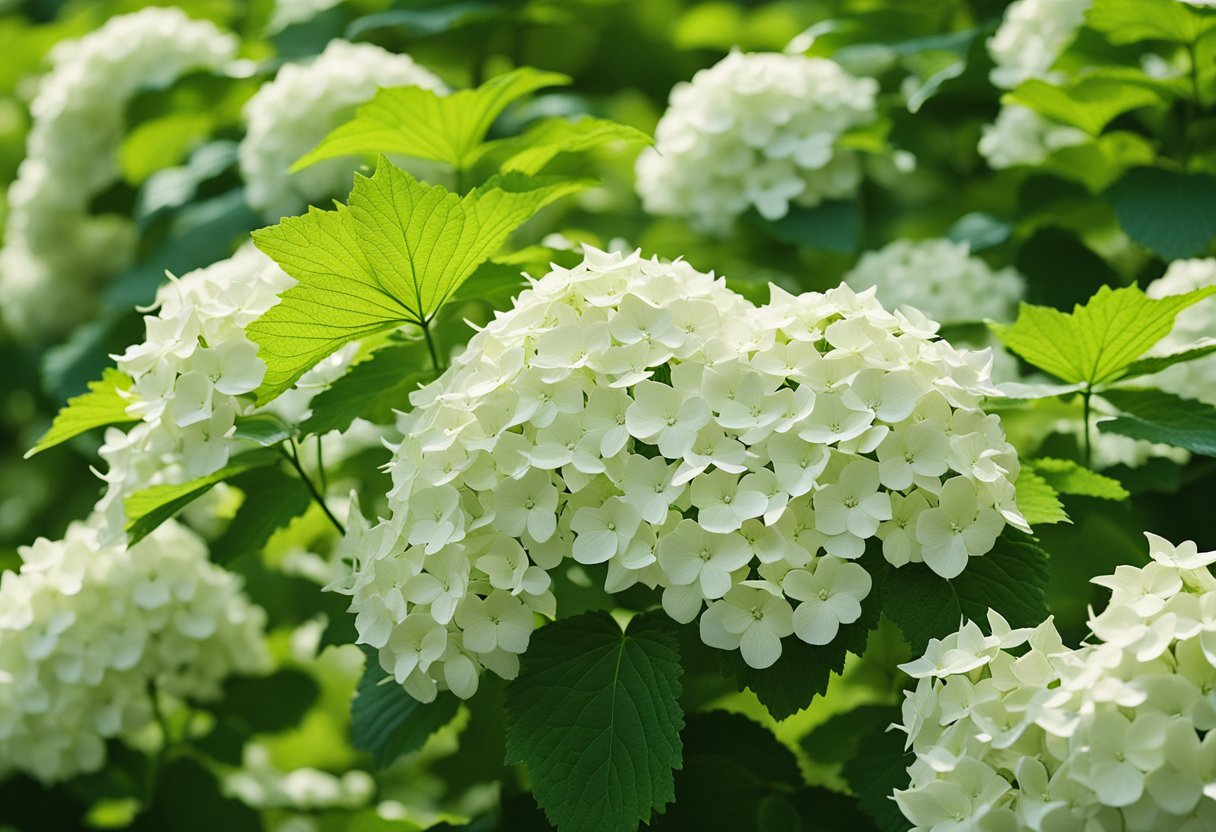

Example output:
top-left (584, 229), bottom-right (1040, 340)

top-left (301, 340), bottom-right (432, 437)
top-left (1106, 168), bottom-right (1216, 260)
top-left (1007, 75), bottom-right (1165, 136)
top-left (212, 466), bottom-right (312, 564)
top-left (1029, 457), bottom-right (1130, 501)
top-left (26, 368), bottom-right (137, 458)
top-left (478, 116), bottom-right (652, 175)
top-left (351, 646), bottom-right (461, 767)
top-left (1015, 468), bottom-right (1070, 526)
top-left (1098, 388), bottom-right (1216, 457)
top-left (1088, 0), bottom-right (1216, 45)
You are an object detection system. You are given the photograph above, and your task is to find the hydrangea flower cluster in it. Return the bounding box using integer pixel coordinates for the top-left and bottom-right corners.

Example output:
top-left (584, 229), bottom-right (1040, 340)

top-left (0, 520), bottom-right (267, 784)
top-left (97, 246), bottom-right (293, 532)
top-left (635, 51), bottom-right (878, 235)
top-left (1145, 258), bottom-right (1216, 406)
top-left (267, 0), bottom-right (344, 34)
top-left (894, 533), bottom-right (1216, 832)
top-left (337, 247), bottom-right (1026, 703)
top-left (987, 0), bottom-right (1091, 90)
top-left (239, 39), bottom-right (446, 220)
top-left (843, 239), bottom-right (1026, 325)
top-left (977, 104), bottom-right (1088, 170)
top-left (0, 8), bottom-right (237, 340)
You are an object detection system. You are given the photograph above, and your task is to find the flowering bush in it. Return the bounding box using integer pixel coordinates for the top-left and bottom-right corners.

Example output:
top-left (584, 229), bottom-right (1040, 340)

top-left (894, 533), bottom-right (1216, 831)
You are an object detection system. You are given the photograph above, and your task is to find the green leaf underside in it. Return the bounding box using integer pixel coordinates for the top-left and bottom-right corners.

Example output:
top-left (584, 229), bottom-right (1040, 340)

top-left (26, 368), bottom-right (137, 458)
top-left (1007, 75), bottom-right (1165, 136)
top-left (1107, 169), bottom-right (1216, 260)
top-left (351, 646), bottom-right (461, 767)
top-left (991, 284), bottom-right (1216, 386)
top-left (1015, 468), bottom-right (1070, 526)
top-left (293, 66), bottom-right (570, 171)
top-left (1030, 457), bottom-right (1130, 500)
top-left (1098, 388), bottom-right (1216, 457)
top-left (882, 532), bottom-right (1050, 654)
top-left (231, 413), bottom-right (293, 446)
top-left (504, 611), bottom-right (684, 832)
top-left (212, 466), bottom-right (312, 564)
top-left (1087, 0), bottom-right (1216, 45)
top-left (1121, 340), bottom-right (1216, 382)
top-left (301, 341), bottom-right (431, 437)
top-left (123, 449), bottom-right (279, 545)
top-left (248, 160), bottom-right (586, 404)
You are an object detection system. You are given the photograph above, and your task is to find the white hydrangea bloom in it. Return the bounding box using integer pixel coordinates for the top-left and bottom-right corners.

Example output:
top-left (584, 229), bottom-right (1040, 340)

top-left (894, 532), bottom-right (1216, 832)
top-left (225, 743), bottom-right (374, 810)
top-left (267, 0), bottom-right (344, 33)
top-left (636, 51), bottom-right (878, 235)
top-left (843, 239), bottom-right (1026, 325)
top-left (978, 104), bottom-right (1088, 170)
top-left (337, 247), bottom-right (1026, 700)
top-left (0, 519), bottom-right (268, 784)
top-left (239, 40), bottom-right (446, 220)
top-left (0, 8), bottom-right (237, 340)
top-left (1145, 258), bottom-right (1216, 405)
top-left (988, 0), bottom-right (1091, 90)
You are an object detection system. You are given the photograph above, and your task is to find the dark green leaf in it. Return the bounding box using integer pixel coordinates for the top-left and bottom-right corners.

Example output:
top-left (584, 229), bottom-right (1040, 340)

top-left (1120, 340), bottom-right (1216, 381)
top-left (131, 758), bottom-right (260, 832)
top-left (1099, 388), bottom-right (1216, 456)
top-left (208, 669), bottom-right (320, 735)
top-left (1107, 168), bottom-right (1216, 260)
top-left (843, 721), bottom-right (914, 832)
top-left (802, 704), bottom-right (902, 767)
top-left (752, 199), bottom-right (861, 253)
top-left (352, 646), bottom-right (460, 767)
top-left (505, 611), bottom-right (684, 832)
top-left (301, 341), bottom-right (432, 437)
top-left (345, 2), bottom-right (501, 41)
top-left (212, 466), bottom-right (311, 564)
top-left (947, 212), bottom-right (1010, 252)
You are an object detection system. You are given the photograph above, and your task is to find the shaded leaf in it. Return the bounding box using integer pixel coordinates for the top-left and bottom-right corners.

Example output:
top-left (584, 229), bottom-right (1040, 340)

top-left (1099, 388), bottom-right (1216, 456)
top-left (843, 721), bottom-right (913, 832)
top-left (352, 645), bottom-right (460, 767)
top-left (1121, 339), bottom-right (1216, 381)
top-left (301, 341), bottom-right (432, 436)
top-left (752, 199), bottom-right (861, 253)
top-left (1107, 168), bottom-right (1216, 260)
top-left (212, 465), bottom-right (312, 564)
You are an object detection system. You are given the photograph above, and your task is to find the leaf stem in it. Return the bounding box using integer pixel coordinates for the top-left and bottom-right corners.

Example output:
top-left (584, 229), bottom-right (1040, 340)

top-left (315, 434), bottom-right (328, 495)
top-left (421, 320), bottom-right (446, 374)
top-left (280, 440), bottom-right (345, 536)
top-left (1082, 386), bottom-right (1093, 469)
top-left (145, 680), bottom-right (170, 801)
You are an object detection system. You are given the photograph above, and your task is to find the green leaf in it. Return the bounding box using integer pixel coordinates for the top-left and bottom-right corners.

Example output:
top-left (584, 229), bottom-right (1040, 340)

top-left (505, 611), bottom-right (684, 832)
top-left (1121, 340), bottom-right (1216, 381)
top-left (751, 199), bottom-right (861, 253)
top-left (1088, 0), bottom-right (1216, 45)
top-left (123, 449), bottom-right (279, 545)
top-left (293, 67), bottom-right (570, 172)
top-left (1014, 468), bottom-right (1070, 526)
top-left (990, 284), bottom-right (1216, 386)
top-left (231, 413), bottom-right (293, 446)
top-left (1029, 457), bottom-right (1130, 500)
top-left (882, 532), bottom-right (1050, 654)
top-left (345, 1), bottom-right (501, 40)
top-left (1098, 388), bottom-right (1216, 456)
top-left (212, 466), bottom-right (312, 564)
top-left (209, 669), bottom-right (320, 735)
top-left (301, 341), bottom-right (432, 437)
top-left (249, 160), bottom-right (586, 404)
top-left (351, 645), bottom-right (460, 767)
top-left (802, 703), bottom-right (902, 767)
top-left (1007, 76), bottom-right (1166, 136)
top-left (1107, 168), bottom-right (1216, 259)
top-left (26, 368), bottom-right (137, 458)
top-left (131, 758), bottom-right (260, 832)
top-left (120, 112), bottom-right (214, 185)
top-left (947, 212), bottom-right (1010, 252)
top-left (480, 116), bottom-right (652, 175)
top-left (843, 720), bottom-right (914, 832)
top-left (649, 711), bottom-right (801, 832)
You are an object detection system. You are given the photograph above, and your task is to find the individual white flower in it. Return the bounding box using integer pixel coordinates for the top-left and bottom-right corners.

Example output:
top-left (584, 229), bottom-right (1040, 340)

top-left (636, 51), bottom-right (878, 234)
top-left (988, 0), bottom-right (1091, 90)
top-left (0, 8), bottom-right (237, 340)
top-left (1143, 258), bottom-right (1216, 405)
top-left (342, 247), bottom-right (1023, 694)
top-left (0, 519), bottom-right (267, 784)
top-left (893, 533), bottom-right (1216, 832)
top-left (843, 238), bottom-right (1026, 326)
top-left (915, 477), bottom-right (1004, 579)
top-left (239, 39), bottom-right (446, 220)
top-left (978, 104), bottom-right (1090, 170)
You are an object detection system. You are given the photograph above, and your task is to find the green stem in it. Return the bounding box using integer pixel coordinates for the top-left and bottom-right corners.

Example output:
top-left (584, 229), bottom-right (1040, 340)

top-left (421, 320), bottom-right (446, 374)
top-left (280, 440), bottom-right (345, 536)
top-left (315, 434), bottom-right (328, 495)
top-left (145, 680), bottom-right (170, 801)
top-left (1082, 386), bottom-right (1093, 469)
top-left (453, 164), bottom-right (466, 195)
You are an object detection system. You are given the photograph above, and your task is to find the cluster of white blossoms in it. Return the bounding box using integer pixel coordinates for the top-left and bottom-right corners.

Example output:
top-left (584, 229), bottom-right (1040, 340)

top-left (843, 239), bottom-right (1026, 326)
top-left (335, 247), bottom-right (1026, 702)
top-left (239, 39), bottom-right (446, 220)
top-left (97, 246), bottom-right (293, 532)
top-left (894, 532), bottom-right (1216, 831)
top-left (0, 7), bottom-right (237, 340)
top-left (635, 51), bottom-right (878, 235)
top-left (267, 0), bottom-right (344, 33)
top-left (0, 520), bottom-right (267, 784)
top-left (980, 0), bottom-right (1091, 170)
top-left (1145, 258), bottom-right (1216, 406)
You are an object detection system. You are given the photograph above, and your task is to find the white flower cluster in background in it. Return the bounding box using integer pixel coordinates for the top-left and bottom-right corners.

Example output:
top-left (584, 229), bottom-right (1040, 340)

top-left (977, 104), bottom-right (1088, 170)
top-left (980, 0), bottom-right (1091, 170)
top-left (267, 0), bottom-right (344, 34)
top-left (0, 7), bottom-right (237, 340)
top-left (97, 246), bottom-right (293, 533)
top-left (239, 39), bottom-right (446, 221)
top-left (226, 743), bottom-right (375, 811)
top-left (1145, 258), bottom-right (1216, 405)
top-left (635, 51), bottom-right (878, 235)
top-left (843, 238), bottom-right (1026, 325)
top-left (0, 520), bottom-right (267, 784)
top-left (894, 532), bottom-right (1216, 831)
top-left (336, 247), bottom-right (1026, 702)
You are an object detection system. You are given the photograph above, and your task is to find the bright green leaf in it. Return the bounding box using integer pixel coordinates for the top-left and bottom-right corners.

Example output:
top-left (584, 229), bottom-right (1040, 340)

top-left (301, 341), bottom-right (431, 437)
top-left (26, 368), bottom-right (137, 458)
top-left (1099, 388), bottom-right (1216, 456)
top-left (505, 611), bottom-right (684, 832)
top-left (249, 160), bottom-right (586, 404)
top-left (1121, 339), bottom-right (1216, 381)
top-left (1007, 75), bottom-right (1165, 136)
top-left (1088, 0), bottom-right (1216, 45)
top-left (990, 284), bottom-right (1216, 386)
top-left (212, 466), bottom-right (312, 564)
top-left (120, 112), bottom-right (214, 185)
top-left (481, 116), bottom-right (652, 175)
top-left (1107, 168), bottom-right (1216, 259)
top-left (351, 646), bottom-right (460, 767)
top-left (1015, 468), bottom-right (1070, 526)
top-left (1030, 457), bottom-right (1130, 500)
top-left (293, 67), bottom-right (570, 172)
top-left (124, 449), bottom-right (279, 545)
